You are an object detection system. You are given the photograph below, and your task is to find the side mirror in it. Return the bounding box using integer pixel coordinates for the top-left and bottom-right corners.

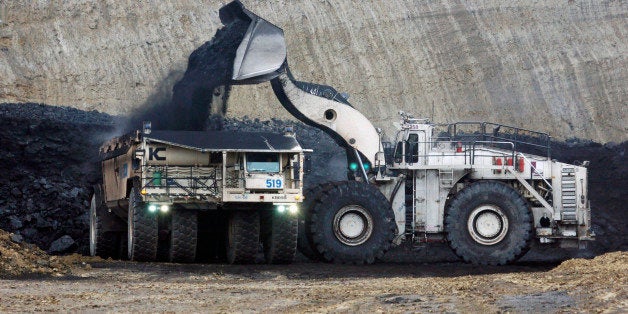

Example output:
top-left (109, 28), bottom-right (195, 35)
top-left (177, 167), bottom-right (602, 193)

top-left (303, 156), bottom-right (312, 174)
top-left (292, 160), bottom-right (301, 179)
top-left (132, 158), bottom-right (141, 170)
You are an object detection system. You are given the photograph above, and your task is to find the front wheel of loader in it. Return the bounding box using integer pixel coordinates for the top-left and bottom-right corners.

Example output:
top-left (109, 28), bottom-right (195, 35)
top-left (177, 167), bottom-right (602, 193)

top-left (89, 186), bottom-right (119, 258)
top-left (297, 184), bottom-right (333, 261)
top-left (309, 181), bottom-right (396, 264)
top-left (127, 185), bottom-right (158, 262)
top-left (262, 210), bottom-right (298, 264)
top-left (226, 211), bottom-right (260, 264)
top-left (445, 181), bottom-right (532, 265)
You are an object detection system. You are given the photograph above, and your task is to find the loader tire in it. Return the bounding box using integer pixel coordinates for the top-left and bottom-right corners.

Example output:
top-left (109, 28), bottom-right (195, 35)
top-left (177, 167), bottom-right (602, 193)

top-left (445, 181), bottom-right (532, 265)
top-left (226, 211), bottom-right (260, 264)
top-left (89, 187), bottom-right (118, 258)
top-left (262, 210), bottom-right (298, 264)
top-left (297, 184), bottom-right (333, 261)
top-left (127, 185), bottom-right (158, 262)
top-left (309, 181), bottom-right (396, 264)
top-left (169, 209), bottom-right (198, 263)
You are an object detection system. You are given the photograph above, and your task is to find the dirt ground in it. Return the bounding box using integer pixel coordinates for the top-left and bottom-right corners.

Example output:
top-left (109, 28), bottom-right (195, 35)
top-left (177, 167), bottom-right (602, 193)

top-left (0, 251), bottom-right (625, 313)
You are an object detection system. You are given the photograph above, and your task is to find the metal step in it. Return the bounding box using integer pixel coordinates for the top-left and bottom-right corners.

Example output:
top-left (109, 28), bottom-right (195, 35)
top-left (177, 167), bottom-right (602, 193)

top-left (405, 171), bottom-right (415, 239)
top-left (438, 169), bottom-right (454, 188)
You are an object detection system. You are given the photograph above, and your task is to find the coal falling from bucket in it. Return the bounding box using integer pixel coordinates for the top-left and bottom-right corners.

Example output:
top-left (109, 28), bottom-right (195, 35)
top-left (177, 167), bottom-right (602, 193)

top-left (129, 1), bottom-right (252, 131)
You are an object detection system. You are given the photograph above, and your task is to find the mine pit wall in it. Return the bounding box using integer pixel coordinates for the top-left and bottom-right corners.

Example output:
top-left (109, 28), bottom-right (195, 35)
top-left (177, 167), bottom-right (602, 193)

top-left (0, 1), bottom-right (626, 143)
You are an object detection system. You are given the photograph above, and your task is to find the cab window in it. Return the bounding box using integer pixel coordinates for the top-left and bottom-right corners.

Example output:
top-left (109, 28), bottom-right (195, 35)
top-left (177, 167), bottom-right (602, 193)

top-left (406, 134), bottom-right (419, 163)
top-left (394, 141), bottom-right (403, 163)
top-left (246, 153), bottom-right (280, 173)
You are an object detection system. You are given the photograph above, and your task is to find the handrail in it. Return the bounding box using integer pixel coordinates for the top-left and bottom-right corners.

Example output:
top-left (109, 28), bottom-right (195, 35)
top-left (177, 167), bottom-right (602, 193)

top-left (394, 140), bottom-right (516, 167)
top-left (471, 141), bottom-right (515, 165)
top-left (517, 153), bottom-right (553, 191)
top-left (438, 121), bottom-right (551, 159)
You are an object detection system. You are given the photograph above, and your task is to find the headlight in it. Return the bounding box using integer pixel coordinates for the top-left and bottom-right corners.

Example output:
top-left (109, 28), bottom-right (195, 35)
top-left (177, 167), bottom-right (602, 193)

top-left (289, 204), bottom-right (298, 214)
top-left (148, 204), bottom-right (157, 213)
top-left (277, 205), bottom-right (286, 213)
top-left (160, 205), bottom-right (169, 213)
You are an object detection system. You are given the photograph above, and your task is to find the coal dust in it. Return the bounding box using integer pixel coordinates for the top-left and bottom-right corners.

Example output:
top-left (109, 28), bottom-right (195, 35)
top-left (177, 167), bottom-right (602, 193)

top-left (128, 1), bottom-right (251, 131)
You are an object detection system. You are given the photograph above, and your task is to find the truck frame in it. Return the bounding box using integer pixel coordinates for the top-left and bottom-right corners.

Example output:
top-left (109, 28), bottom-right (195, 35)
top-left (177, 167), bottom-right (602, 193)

top-left (90, 122), bottom-right (307, 264)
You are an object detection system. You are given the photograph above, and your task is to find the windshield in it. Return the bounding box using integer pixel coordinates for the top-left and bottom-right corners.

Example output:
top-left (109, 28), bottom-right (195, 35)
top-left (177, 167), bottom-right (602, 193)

top-left (246, 153), bottom-right (280, 173)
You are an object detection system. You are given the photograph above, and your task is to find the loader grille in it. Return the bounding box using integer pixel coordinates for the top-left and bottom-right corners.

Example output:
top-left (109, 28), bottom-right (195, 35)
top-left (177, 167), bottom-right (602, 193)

top-left (561, 167), bottom-right (577, 221)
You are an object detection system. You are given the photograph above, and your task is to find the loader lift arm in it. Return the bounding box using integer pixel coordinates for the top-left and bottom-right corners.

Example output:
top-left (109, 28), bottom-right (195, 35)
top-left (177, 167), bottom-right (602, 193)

top-left (229, 1), bottom-right (384, 178)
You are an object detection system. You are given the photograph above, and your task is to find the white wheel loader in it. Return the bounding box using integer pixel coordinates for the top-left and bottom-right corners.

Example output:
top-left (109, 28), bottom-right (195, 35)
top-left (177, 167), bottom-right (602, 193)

top-left (227, 2), bottom-right (595, 265)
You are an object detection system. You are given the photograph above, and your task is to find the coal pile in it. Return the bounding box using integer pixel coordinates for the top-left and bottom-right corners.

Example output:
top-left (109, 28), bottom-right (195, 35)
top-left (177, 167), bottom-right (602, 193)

top-left (551, 140), bottom-right (627, 253)
top-left (0, 103), bottom-right (118, 254)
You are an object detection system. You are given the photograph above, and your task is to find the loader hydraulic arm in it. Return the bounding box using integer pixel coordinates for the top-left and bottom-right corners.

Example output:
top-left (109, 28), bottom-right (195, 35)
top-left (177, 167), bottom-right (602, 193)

top-left (230, 1), bottom-right (384, 173)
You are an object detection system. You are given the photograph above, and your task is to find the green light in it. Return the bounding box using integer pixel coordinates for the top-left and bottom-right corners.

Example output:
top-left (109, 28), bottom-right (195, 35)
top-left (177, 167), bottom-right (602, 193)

top-left (363, 163), bottom-right (370, 171)
top-left (349, 163), bottom-right (358, 171)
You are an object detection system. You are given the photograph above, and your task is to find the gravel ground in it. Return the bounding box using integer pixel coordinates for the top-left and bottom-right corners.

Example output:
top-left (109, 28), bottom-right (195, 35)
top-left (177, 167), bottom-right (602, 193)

top-left (0, 252), bottom-right (625, 313)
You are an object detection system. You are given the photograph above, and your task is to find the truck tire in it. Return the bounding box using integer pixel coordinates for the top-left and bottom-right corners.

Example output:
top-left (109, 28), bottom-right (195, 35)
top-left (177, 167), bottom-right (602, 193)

top-left (127, 186), bottom-right (158, 262)
top-left (89, 187), bottom-right (118, 258)
top-left (445, 181), bottom-right (532, 265)
top-left (118, 233), bottom-right (128, 260)
top-left (226, 211), bottom-right (260, 264)
top-left (297, 184), bottom-right (333, 261)
top-left (169, 209), bottom-right (198, 263)
top-left (262, 211), bottom-right (298, 264)
top-left (309, 181), bottom-right (396, 264)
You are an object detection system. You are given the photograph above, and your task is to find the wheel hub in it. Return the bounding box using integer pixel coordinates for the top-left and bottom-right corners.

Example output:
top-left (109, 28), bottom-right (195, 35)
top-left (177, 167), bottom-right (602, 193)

top-left (467, 205), bottom-right (509, 246)
top-left (333, 205), bottom-right (373, 246)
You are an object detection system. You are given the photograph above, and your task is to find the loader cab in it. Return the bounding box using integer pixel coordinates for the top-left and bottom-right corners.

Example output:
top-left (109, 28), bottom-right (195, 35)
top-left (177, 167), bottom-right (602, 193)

top-left (392, 120), bottom-right (432, 168)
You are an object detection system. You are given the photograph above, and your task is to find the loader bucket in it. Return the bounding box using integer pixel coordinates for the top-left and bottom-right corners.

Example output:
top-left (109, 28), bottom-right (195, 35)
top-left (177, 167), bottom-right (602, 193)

top-left (231, 1), bottom-right (287, 83)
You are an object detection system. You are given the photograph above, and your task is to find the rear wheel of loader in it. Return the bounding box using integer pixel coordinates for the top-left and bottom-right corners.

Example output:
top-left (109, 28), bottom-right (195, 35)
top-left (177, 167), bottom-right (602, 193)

top-left (169, 208), bottom-right (198, 263)
top-left (261, 210), bottom-right (298, 264)
top-left (226, 211), bottom-right (260, 264)
top-left (89, 186), bottom-right (119, 258)
top-left (445, 181), bottom-right (532, 265)
top-left (127, 186), bottom-right (158, 262)
top-left (309, 181), bottom-right (396, 264)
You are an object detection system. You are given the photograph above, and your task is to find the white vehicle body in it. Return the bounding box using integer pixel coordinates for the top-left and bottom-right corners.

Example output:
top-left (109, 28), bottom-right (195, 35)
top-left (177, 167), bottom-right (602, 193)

top-left (384, 117), bottom-right (592, 247)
